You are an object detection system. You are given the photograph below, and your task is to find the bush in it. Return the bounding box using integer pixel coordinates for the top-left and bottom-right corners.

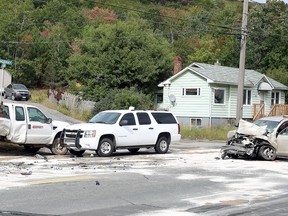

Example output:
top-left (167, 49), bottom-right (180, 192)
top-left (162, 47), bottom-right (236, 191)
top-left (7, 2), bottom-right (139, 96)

top-left (181, 125), bottom-right (234, 141)
top-left (93, 87), bottom-right (154, 114)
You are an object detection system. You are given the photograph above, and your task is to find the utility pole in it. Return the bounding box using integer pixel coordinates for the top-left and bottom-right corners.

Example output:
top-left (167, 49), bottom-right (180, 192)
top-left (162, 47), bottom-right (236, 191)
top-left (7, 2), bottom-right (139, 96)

top-left (236, 0), bottom-right (249, 125)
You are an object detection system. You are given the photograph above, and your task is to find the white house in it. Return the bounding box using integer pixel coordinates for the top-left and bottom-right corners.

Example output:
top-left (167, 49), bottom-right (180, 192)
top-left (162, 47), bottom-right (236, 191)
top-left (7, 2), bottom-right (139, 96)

top-left (157, 62), bottom-right (288, 128)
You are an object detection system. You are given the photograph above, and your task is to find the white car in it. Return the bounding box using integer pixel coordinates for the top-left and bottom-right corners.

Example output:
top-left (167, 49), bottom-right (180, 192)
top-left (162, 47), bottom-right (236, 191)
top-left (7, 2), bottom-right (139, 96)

top-left (61, 107), bottom-right (181, 157)
top-left (223, 116), bottom-right (288, 160)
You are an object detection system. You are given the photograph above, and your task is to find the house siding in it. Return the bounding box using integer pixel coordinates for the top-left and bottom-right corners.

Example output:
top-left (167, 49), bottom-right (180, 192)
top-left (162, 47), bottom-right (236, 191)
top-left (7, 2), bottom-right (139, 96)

top-left (163, 72), bottom-right (211, 117)
top-left (158, 63), bottom-right (288, 128)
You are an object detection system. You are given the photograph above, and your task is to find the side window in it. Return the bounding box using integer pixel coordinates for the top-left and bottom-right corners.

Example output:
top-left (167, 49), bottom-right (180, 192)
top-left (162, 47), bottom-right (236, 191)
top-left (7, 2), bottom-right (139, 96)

top-left (120, 113), bottom-right (136, 126)
top-left (1, 106), bottom-right (10, 119)
top-left (191, 118), bottom-right (201, 127)
top-left (243, 89), bottom-right (252, 105)
top-left (137, 112), bottom-right (151, 125)
top-left (28, 107), bottom-right (48, 123)
top-left (15, 106), bottom-right (25, 121)
top-left (279, 128), bottom-right (288, 135)
top-left (277, 122), bottom-right (288, 135)
top-left (151, 112), bottom-right (177, 124)
top-left (271, 91), bottom-right (280, 105)
top-left (214, 88), bottom-right (225, 104)
top-left (182, 88), bottom-right (200, 96)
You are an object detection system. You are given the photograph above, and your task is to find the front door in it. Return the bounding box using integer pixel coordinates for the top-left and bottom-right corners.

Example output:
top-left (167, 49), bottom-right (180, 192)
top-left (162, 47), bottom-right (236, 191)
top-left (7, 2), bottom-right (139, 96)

top-left (9, 105), bottom-right (27, 143)
top-left (116, 113), bottom-right (139, 146)
top-left (25, 106), bottom-right (53, 144)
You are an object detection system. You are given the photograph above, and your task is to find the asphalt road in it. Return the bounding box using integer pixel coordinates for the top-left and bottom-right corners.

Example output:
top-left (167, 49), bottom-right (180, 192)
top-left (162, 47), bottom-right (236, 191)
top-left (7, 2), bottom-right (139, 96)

top-left (1, 141), bottom-right (288, 216)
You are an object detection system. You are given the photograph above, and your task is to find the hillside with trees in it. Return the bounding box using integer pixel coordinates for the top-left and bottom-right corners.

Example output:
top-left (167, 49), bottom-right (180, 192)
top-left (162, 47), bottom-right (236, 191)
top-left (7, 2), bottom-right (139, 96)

top-left (0, 0), bottom-right (287, 110)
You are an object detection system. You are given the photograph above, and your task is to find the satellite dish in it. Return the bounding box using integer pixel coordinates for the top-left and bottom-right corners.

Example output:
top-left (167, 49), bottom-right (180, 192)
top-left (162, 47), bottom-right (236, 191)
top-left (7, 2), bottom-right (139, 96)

top-left (169, 94), bottom-right (176, 103)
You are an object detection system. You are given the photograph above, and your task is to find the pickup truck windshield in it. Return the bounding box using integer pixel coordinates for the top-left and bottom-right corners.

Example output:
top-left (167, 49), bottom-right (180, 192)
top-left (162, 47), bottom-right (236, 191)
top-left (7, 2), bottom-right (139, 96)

top-left (89, 112), bottom-right (121, 124)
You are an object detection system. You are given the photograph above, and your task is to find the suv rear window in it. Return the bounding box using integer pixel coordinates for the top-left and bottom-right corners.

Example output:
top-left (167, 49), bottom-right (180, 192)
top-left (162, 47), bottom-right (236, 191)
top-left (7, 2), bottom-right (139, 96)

top-left (151, 112), bottom-right (177, 124)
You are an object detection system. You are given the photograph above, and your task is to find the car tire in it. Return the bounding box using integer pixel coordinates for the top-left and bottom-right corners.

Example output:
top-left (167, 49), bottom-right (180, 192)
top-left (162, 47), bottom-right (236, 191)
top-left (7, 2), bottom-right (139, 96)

top-left (3, 92), bottom-right (7, 99)
top-left (154, 137), bottom-right (169, 154)
top-left (69, 149), bottom-right (85, 157)
top-left (128, 148), bottom-right (140, 154)
top-left (96, 138), bottom-right (114, 157)
top-left (11, 94), bottom-right (16, 101)
top-left (258, 145), bottom-right (276, 161)
top-left (50, 137), bottom-right (68, 155)
top-left (24, 145), bottom-right (41, 153)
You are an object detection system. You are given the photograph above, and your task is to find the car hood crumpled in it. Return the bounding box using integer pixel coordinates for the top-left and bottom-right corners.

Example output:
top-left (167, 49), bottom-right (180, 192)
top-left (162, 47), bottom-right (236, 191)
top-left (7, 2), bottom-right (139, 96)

top-left (237, 119), bottom-right (267, 136)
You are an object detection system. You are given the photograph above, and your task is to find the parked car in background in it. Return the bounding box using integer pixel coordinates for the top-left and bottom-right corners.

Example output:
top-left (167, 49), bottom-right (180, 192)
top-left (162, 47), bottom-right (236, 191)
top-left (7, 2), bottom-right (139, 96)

top-left (4, 83), bottom-right (31, 101)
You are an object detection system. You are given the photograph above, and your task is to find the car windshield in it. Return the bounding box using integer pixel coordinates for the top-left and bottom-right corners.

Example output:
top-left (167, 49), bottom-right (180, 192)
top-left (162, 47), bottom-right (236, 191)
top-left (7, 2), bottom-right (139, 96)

top-left (254, 119), bottom-right (280, 133)
top-left (88, 112), bottom-right (121, 124)
top-left (13, 84), bottom-right (28, 90)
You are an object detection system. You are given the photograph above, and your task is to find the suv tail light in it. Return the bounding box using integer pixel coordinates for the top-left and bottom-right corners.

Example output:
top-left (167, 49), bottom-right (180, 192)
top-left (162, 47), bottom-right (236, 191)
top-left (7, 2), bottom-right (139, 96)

top-left (178, 123), bottom-right (181, 134)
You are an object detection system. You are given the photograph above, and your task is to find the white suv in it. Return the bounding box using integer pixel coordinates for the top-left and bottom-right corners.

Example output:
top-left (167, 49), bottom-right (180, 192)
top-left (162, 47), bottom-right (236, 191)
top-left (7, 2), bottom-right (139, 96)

top-left (61, 107), bottom-right (181, 157)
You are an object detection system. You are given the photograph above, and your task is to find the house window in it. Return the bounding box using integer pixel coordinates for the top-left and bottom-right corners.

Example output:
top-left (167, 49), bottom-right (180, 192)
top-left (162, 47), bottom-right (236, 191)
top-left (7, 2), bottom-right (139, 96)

top-left (214, 89), bottom-right (225, 104)
top-left (182, 88), bottom-right (200, 96)
top-left (191, 118), bottom-right (201, 127)
top-left (243, 89), bottom-right (252, 105)
top-left (271, 92), bottom-right (280, 105)
top-left (156, 93), bottom-right (163, 103)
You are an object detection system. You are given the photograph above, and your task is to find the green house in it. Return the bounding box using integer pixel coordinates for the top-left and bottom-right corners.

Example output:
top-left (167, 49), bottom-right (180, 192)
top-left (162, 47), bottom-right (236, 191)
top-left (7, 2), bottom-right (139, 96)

top-left (157, 62), bottom-right (288, 127)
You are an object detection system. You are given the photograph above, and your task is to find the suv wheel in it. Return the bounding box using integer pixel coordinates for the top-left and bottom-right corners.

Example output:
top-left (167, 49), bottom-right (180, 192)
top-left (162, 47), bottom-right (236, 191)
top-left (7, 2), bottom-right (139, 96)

top-left (97, 138), bottom-right (114, 157)
top-left (155, 137), bottom-right (169, 154)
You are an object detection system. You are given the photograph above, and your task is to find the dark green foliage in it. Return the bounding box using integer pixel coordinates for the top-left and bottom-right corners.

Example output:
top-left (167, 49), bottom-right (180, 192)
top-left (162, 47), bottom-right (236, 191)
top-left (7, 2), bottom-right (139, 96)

top-left (93, 87), bottom-right (154, 114)
top-left (0, 0), bottom-right (287, 106)
top-left (66, 18), bottom-right (173, 100)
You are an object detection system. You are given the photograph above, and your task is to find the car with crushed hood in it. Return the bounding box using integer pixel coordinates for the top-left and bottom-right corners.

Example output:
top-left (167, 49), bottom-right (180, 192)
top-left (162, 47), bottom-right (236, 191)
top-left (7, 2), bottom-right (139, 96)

top-left (221, 116), bottom-right (288, 161)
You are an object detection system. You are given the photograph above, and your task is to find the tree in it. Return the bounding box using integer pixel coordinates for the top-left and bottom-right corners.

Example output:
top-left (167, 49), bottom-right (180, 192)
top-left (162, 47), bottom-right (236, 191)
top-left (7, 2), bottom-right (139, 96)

top-left (66, 18), bottom-right (174, 101)
top-left (93, 87), bottom-right (154, 113)
top-left (246, 1), bottom-right (288, 72)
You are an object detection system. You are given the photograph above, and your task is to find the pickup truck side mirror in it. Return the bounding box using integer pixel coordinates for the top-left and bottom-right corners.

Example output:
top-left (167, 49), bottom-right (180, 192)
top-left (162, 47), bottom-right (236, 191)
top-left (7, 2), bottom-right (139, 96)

top-left (46, 118), bottom-right (52, 124)
top-left (119, 120), bottom-right (128, 126)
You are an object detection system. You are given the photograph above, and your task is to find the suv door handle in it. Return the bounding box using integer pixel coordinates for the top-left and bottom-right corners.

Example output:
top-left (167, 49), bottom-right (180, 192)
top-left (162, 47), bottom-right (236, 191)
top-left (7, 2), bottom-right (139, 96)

top-left (149, 127), bottom-right (154, 130)
top-left (133, 128), bottom-right (138, 130)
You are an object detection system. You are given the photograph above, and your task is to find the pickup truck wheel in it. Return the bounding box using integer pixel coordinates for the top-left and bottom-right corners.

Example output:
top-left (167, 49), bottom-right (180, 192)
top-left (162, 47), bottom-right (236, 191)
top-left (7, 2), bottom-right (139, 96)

top-left (69, 149), bottom-right (85, 157)
top-left (50, 137), bottom-right (68, 155)
top-left (24, 146), bottom-right (40, 153)
top-left (97, 138), bottom-right (114, 157)
top-left (154, 137), bottom-right (169, 154)
top-left (128, 148), bottom-right (140, 154)
top-left (258, 145), bottom-right (276, 161)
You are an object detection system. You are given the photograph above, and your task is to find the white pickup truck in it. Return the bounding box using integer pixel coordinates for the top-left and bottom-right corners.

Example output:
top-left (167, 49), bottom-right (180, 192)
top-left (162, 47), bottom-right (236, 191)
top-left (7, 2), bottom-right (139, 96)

top-left (61, 107), bottom-right (181, 157)
top-left (0, 101), bottom-right (70, 154)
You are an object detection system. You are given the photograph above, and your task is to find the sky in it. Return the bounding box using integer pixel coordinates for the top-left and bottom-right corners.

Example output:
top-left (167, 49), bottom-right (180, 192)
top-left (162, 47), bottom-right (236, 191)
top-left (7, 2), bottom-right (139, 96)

top-left (254, 0), bottom-right (288, 3)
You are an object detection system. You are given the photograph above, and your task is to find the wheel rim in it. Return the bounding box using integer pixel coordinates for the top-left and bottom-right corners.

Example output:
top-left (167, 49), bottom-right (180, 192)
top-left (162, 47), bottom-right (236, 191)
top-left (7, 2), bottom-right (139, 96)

top-left (101, 142), bottom-right (111, 154)
top-left (55, 143), bottom-right (66, 154)
top-left (263, 147), bottom-right (275, 159)
top-left (159, 140), bottom-right (168, 151)
top-left (12, 94), bottom-right (15, 100)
